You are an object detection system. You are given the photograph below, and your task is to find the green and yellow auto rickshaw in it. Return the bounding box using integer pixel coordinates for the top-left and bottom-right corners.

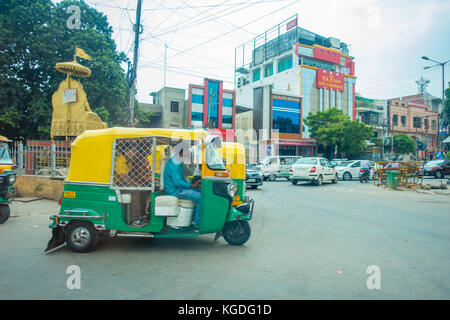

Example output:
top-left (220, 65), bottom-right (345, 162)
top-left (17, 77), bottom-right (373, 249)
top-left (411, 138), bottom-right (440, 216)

top-left (219, 142), bottom-right (247, 206)
top-left (45, 128), bottom-right (254, 253)
top-left (0, 135), bottom-right (16, 224)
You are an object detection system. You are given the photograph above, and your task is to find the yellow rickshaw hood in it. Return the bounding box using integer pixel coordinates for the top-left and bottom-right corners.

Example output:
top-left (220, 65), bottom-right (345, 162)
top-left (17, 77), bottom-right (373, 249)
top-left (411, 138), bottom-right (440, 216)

top-left (67, 127), bottom-right (207, 184)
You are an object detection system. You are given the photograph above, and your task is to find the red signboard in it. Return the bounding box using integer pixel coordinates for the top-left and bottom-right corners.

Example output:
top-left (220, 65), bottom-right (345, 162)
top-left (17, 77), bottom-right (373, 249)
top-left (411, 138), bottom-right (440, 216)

top-left (286, 18), bottom-right (297, 31)
top-left (316, 69), bottom-right (344, 92)
top-left (313, 46), bottom-right (341, 64)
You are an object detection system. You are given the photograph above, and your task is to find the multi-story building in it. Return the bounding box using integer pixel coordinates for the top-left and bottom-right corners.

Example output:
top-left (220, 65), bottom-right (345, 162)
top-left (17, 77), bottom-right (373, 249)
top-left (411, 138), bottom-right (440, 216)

top-left (139, 79), bottom-right (237, 142)
top-left (187, 78), bottom-right (236, 133)
top-left (355, 95), bottom-right (388, 138)
top-left (234, 15), bottom-right (356, 158)
top-left (139, 87), bottom-right (187, 128)
top-left (388, 96), bottom-right (439, 159)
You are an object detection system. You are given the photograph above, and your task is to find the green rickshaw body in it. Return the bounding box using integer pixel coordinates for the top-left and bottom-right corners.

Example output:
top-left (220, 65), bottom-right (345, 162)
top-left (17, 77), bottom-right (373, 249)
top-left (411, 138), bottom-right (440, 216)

top-left (46, 128), bottom-right (254, 252)
top-left (0, 138), bottom-right (15, 223)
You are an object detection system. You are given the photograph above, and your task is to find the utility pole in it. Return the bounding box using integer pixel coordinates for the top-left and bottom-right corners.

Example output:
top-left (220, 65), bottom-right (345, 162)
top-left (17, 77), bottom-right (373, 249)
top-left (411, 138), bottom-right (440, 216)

top-left (129, 0), bottom-right (143, 126)
top-left (422, 56), bottom-right (450, 151)
top-left (164, 43), bottom-right (168, 88)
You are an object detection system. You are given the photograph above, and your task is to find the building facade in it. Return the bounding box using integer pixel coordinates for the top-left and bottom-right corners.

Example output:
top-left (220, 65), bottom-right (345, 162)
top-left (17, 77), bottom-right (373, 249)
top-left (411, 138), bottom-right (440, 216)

top-left (139, 87), bottom-right (187, 128)
top-left (234, 16), bottom-right (356, 158)
top-left (187, 78), bottom-right (236, 130)
top-left (138, 79), bottom-right (237, 142)
top-left (388, 96), bottom-right (439, 159)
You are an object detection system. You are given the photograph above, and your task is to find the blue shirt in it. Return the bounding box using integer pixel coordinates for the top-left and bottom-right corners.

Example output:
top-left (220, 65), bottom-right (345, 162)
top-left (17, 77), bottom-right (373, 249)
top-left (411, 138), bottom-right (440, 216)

top-left (164, 156), bottom-right (191, 196)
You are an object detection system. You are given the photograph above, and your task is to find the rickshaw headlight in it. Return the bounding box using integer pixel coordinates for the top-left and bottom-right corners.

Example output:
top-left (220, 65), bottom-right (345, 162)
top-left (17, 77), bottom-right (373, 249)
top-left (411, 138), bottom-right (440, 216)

top-left (227, 183), bottom-right (237, 198)
top-left (8, 174), bottom-right (16, 184)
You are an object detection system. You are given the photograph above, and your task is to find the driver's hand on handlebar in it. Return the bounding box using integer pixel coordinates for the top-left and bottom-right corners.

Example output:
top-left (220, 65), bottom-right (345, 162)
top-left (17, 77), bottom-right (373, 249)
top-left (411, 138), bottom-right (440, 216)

top-left (191, 180), bottom-right (201, 188)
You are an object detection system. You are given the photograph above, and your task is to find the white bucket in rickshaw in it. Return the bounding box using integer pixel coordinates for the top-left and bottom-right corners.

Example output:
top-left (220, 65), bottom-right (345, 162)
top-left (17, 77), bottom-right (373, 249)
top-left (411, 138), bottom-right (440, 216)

top-left (167, 199), bottom-right (195, 228)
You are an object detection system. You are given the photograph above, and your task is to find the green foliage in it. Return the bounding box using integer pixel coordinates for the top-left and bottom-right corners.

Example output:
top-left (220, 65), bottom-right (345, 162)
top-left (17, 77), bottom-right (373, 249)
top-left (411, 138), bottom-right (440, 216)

top-left (304, 107), bottom-right (373, 157)
top-left (338, 120), bottom-right (374, 155)
top-left (393, 134), bottom-right (416, 155)
top-left (136, 107), bottom-right (152, 128)
top-left (444, 85), bottom-right (450, 123)
top-left (371, 138), bottom-right (383, 147)
top-left (0, 0), bottom-right (130, 139)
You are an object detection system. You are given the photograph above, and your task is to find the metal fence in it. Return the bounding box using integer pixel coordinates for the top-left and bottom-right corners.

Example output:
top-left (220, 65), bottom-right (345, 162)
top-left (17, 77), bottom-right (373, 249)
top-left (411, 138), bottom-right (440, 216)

top-left (11, 140), bottom-right (71, 177)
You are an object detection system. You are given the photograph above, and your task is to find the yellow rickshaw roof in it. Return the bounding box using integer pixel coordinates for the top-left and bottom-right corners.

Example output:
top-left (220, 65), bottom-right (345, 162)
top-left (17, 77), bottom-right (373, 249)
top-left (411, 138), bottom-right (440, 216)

top-left (220, 142), bottom-right (246, 156)
top-left (0, 135), bottom-right (11, 142)
top-left (73, 127), bottom-right (208, 145)
top-left (67, 127), bottom-right (208, 184)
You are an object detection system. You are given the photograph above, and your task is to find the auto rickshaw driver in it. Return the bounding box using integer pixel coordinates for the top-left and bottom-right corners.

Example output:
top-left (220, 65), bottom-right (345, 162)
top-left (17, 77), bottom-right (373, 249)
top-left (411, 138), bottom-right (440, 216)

top-left (164, 147), bottom-right (202, 231)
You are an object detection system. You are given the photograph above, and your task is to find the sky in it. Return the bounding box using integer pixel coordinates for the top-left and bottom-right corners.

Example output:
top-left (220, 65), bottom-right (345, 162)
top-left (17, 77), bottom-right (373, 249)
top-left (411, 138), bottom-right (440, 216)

top-left (81, 0), bottom-right (450, 103)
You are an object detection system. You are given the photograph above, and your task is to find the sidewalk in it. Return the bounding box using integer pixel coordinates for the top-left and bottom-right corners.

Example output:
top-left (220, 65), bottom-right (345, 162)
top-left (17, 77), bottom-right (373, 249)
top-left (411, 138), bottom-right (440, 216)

top-left (10, 198), bottom-right (60, 218)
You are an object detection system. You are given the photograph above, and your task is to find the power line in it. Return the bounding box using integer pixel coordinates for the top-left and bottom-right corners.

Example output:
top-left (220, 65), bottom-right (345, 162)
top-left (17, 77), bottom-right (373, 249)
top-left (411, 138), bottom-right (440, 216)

top-left (152, 0), bottom-right (299, 65)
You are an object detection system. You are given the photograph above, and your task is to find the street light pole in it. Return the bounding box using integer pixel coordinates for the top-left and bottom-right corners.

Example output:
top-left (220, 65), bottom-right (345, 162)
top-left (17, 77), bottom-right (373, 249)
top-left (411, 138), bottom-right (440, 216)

top-left (422, 56), bottom-right (449, 151)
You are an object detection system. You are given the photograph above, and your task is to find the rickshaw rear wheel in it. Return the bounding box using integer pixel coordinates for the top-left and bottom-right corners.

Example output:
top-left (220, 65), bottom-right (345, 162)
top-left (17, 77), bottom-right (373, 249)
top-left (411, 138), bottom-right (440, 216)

top-left (65, 221), bottom-right (99, 253)
top-left (0, 205), bottom-right (10, 224)
top-left (222, 221), bottom-right (251, 246)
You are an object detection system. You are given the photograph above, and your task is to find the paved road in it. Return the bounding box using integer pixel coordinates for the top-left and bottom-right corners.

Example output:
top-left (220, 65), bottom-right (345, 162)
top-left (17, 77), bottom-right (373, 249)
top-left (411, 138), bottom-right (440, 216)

top-left (0, 180), bottom-right (449, 299)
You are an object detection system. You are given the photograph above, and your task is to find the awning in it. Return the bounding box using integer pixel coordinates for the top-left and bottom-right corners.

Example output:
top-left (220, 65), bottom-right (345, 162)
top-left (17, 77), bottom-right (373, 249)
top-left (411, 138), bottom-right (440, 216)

top-left (274, 139), bottom-right (316, 147)
top-left (442, 136), bottom-right (450, 144)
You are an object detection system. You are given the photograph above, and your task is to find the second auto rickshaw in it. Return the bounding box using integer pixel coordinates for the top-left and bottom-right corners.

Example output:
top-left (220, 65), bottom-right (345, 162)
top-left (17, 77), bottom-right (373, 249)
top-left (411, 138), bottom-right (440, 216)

top-left (0, 135), bottom-right (16, 224)
top-left (46, 128), bottom-right (254, 253)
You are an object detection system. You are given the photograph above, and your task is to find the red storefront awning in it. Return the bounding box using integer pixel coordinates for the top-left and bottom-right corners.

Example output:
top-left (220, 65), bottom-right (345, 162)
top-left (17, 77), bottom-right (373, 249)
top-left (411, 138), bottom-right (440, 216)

top-left (274, 139), bottom-right (316, 147)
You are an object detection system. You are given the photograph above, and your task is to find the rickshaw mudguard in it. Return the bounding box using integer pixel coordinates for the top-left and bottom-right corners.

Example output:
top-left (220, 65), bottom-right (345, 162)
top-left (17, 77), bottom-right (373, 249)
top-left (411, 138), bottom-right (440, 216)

top-left (45, 220), bottom-right (65, 253)
top-left (227, 200), bottom-right (254, 223)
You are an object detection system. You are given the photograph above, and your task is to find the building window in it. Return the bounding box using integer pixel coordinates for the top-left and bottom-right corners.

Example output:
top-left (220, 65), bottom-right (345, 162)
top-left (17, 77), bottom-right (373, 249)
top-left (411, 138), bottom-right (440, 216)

top-left (223, 98), bottom-right (233, 107)
top-left (301, 56), bottom-right (333, 72)
top-left (264, 63), bottom-right (273, 77)
top-left (252, 69), bottom-right (260, 82)
top-left (413, 117), bottom-right (421, 128)
top-left (393, 114), bottom-right (398, 126)
top-left (277, 56), bottom-right (293, 73)
top-left (192, 112), bottom-right (203, 122)
top-left (272, 98), bottom-right (300, 134)
top-left (432, 120), bottom-right (437, 130)
top-left (401, 116), bottom-right (406, 127)
top-left (192, 94), bottom-right (203, 104)
top-left (170, 101), bottom-right (179, 112)
top-left (424, 118), bottom-right (429, 130)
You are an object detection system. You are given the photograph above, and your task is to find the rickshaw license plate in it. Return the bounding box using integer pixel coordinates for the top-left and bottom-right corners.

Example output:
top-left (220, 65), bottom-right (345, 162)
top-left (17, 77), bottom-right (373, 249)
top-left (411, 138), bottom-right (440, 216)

top-left (64, 191), bottom-right (76, 198)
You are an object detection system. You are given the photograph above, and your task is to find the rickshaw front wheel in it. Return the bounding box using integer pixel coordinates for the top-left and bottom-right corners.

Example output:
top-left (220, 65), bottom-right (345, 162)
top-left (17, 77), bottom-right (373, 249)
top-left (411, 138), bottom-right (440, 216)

top-left (222, 221), bottom-right (251, 246)
top-left (0, 205), bottom-right (10, 224)
top-left (65, 221), bottom-right (99, 253)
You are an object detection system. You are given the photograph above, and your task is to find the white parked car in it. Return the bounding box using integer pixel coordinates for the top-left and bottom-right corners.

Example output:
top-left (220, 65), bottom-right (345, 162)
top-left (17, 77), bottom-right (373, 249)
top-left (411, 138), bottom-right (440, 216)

top-left (289, 157), bottom-right (338, 186)
top-left (258, 156), bottom-right (303, 181)
top-left (335, 160), bottom-right (373, 181)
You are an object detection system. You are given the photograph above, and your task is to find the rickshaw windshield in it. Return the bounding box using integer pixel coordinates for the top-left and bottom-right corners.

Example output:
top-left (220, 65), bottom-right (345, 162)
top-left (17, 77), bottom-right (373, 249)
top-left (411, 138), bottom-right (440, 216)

top-left (0, 143), bottom-right (12, 162)
top-left (205, 143), bottom-right (226, 171)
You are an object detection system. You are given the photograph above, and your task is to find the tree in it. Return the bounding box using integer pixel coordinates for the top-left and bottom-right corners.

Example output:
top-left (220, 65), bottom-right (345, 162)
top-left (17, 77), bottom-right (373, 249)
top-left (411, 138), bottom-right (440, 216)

top-left (443, 84), bottom-right (450, 124)
top-left (338, 119), bottom-right (374, 156)
top-left (0, 0), bottom-right (130, 139)
top-left (393, 134), bottom-right (416, 155)
top-left (304, 107), bottom-right (373, 158)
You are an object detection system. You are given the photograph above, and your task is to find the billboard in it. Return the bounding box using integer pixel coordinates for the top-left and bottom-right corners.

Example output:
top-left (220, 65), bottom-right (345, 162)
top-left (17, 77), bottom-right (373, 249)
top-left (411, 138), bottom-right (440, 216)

top-left (316, 69), bottom-right (344, 92)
